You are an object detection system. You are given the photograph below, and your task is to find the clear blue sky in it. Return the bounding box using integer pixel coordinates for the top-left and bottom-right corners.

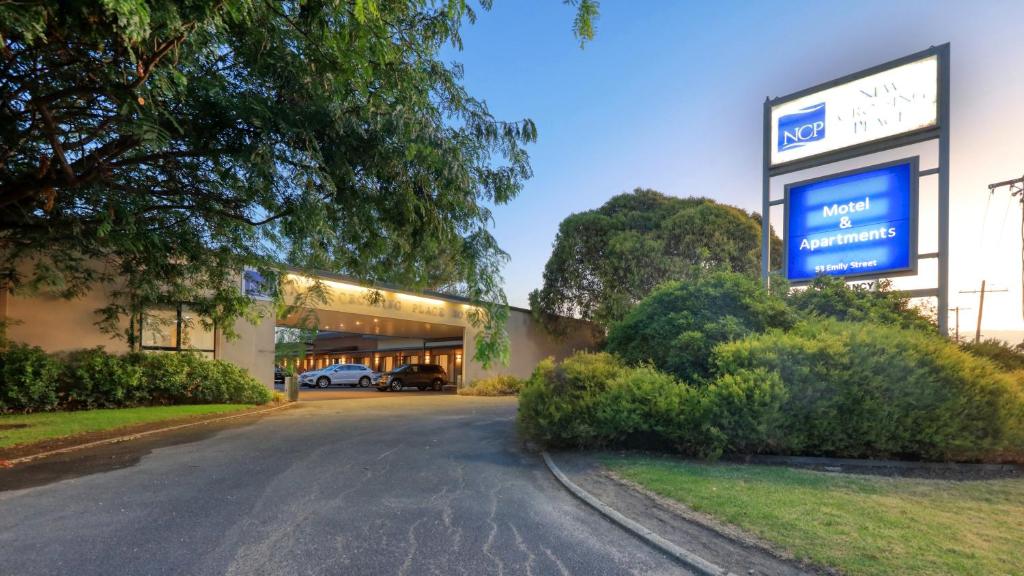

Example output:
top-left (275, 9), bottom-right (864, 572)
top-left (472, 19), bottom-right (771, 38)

top-left (448, 1), bottom-right (1024, 336)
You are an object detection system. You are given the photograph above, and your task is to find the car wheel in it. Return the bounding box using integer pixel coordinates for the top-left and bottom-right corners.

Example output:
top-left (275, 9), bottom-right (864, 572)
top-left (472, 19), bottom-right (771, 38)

top-left (389, 379), bottom-right (403, 392)
top-left (359, 376), bottom-right (371, 388)
top-left (317, 376), bottom-right (330, 389)
top-left (432, 378), bottom-right (443, 391)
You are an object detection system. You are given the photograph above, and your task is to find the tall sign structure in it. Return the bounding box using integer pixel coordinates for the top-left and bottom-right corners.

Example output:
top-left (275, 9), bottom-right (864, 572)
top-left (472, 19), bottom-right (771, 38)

top-left (761, 44), bottom-right (951, 335)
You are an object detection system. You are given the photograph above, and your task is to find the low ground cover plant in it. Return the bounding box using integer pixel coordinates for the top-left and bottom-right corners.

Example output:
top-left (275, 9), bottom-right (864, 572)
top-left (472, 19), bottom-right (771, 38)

top-left (0, 345), bottom-right (273, 413)
top-left (458, 374), bottom-right (524, 396)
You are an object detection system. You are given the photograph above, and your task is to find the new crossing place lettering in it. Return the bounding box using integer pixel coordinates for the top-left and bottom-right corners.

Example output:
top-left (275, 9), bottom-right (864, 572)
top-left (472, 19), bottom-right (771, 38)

top-left (770, 55), bottom-right (938, 167)
top-left (786, 160), bottom-right (915, 281)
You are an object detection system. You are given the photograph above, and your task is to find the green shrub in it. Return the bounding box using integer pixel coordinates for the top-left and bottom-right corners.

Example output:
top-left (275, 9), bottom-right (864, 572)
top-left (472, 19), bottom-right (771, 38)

top-left (459, 374), bottom-right (524, 396)
top-left (59, 348), bottom-right (144, 409)
top-left (518, 353), bottom-right (722, 455)
top-left (137, 352), bottom-right (272, 405)
top-left (134, 352), bottom-right (193, 404)
top-left (1, 345), bottom-right (271, 412)
top-left (1000, 371), bottom-right (1024, 457)
top-left (703, 367), bottom-right (786, 456)
top-left (593, 365), bottom-right (713, 454)
top-left (785, 276), bottom-right (934, 331)
top-left (606, 272), bottom-right (794, 382)
top-left (0, 343), bottom-right (62, 413)
top-left (962, 339), bottom-right (1024, 372)
top-left (199, 360), bottom-right (273, 404)
top-left (518, 353), bottom-right (625, 448)
top-left (712, 320), bottom-right (1024, 461)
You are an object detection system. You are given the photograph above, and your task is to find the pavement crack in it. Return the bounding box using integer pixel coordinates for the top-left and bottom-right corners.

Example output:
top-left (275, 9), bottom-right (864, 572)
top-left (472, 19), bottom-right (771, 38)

top-left (397, 517), bottom-right (425, 576)
top-left (510, 522), bottom-right (537, 576)
top-left (542, 545), bottom-right (573, 576)
top-left (482, 481), bottom-right (506, 576)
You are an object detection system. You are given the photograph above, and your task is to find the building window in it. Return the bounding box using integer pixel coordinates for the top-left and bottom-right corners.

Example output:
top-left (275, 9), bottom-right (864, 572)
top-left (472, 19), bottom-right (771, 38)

top-left (141, 305), bottom-right (216, 358)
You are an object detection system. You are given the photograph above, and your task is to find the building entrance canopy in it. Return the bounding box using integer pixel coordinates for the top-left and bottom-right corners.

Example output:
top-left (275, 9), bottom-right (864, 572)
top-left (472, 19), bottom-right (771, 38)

top-left (280, 273), bottom-right (474, 332)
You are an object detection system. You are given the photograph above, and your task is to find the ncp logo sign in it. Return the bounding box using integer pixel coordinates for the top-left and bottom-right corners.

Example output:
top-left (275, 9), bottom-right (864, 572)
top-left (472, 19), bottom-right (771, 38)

top-left (777, 103), bottom-right (825, 152)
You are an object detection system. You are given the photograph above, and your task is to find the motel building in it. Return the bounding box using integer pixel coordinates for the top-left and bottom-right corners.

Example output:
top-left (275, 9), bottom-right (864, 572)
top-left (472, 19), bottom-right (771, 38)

top-left (0, 269), bottom-right (596, 388)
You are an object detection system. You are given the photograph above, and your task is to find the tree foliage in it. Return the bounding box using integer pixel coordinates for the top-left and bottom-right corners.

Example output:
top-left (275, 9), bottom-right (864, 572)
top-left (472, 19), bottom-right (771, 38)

top-left (0, 1), bottom-right (597, 366)
top-left (529, 189), bottom-right (780, 335)
top-left (605, 272), bottom-right (794, 383)
top-left (962, 338), bottom-right (1024, 372)
top-left (786, 276), bottom-right (934, 332)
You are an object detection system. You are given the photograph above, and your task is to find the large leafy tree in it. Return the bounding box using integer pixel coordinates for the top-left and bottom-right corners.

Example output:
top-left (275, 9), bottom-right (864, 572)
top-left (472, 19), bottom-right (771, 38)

top-left (530, 188), bottom-right (780, 336)
top-left (0, 1), bottom-right (597, 366)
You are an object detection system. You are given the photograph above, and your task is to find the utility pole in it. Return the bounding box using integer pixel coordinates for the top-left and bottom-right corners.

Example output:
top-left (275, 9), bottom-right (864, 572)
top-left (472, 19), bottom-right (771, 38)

top-left (960, 281), bottom-right (1009, 343)
top-left (948, 306), bottom-right (972, 342)
top-left (987, 173), bottom-right (1024, 317)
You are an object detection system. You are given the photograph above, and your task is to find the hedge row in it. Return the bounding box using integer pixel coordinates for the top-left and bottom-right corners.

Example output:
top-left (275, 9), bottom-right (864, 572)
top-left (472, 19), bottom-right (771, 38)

top-left (519, 322), bottom-right (1024, 462)
top-left (713, 321), bottom-right (1024, 461)
top-left (0, 345), bottom-right (273, 413)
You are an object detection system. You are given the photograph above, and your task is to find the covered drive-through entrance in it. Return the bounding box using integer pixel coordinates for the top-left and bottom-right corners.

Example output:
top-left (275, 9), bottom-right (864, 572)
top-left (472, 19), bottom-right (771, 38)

top-left (277, 306), bottom-right (467, 396)
top-left (261, 271), bottom-right (597, 393)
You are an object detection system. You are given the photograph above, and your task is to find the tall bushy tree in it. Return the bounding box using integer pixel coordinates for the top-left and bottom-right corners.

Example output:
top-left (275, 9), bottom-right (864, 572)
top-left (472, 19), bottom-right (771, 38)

top-left (0, 1), bottom-right (597, 366)
top-left (529, 189), bottom-right (780, 335)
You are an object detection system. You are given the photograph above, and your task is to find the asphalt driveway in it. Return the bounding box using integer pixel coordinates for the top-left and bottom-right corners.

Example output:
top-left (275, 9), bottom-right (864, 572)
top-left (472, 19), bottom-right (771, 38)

top-left (0, 395), bottom-right (687, 575)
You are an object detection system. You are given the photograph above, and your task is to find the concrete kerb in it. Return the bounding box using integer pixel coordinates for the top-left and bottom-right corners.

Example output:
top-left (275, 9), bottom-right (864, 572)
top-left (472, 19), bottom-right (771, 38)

top-left (541, 451), bottom-right (737, 576)
top-left (4, 401), bottom-right (296, 467)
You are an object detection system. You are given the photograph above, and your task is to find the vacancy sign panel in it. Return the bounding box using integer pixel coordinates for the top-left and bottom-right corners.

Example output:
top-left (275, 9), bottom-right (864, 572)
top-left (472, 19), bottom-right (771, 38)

top-left (785, 160), bottom-right (916, 282)
top-left (770, 55), bottom-right (938, 167)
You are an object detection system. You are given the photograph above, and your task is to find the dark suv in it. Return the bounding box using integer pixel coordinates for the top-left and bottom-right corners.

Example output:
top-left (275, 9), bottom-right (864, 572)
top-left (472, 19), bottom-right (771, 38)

top-left (377, 364), bottom-right (447, 392)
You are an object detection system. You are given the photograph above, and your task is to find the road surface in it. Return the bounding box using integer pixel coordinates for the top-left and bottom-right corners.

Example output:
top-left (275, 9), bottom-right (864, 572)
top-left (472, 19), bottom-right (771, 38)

top-left (0, 394), bottom-right (687, 575)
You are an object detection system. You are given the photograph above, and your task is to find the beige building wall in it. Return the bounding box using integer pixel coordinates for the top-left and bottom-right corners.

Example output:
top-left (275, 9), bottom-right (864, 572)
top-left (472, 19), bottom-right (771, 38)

top-left (463, 308), bottom-right (598, 384)
top-left (217, 303), bottom-right (277, 387)
top-left (2, 283), bottom-right (131, 354)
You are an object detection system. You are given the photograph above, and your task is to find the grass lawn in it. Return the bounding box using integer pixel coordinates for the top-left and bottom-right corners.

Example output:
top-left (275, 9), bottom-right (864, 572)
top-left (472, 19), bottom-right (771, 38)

top-left (0, 404), bottom-right (255, 449)
top-left (605, 456), bottom-right (1024, 576)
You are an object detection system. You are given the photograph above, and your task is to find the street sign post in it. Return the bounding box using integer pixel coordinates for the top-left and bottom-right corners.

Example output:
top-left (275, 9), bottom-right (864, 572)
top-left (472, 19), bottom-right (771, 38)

top-left (784, 158), bottom-right (918, 283)
top-left (761, 44), bottom-right (950, 335)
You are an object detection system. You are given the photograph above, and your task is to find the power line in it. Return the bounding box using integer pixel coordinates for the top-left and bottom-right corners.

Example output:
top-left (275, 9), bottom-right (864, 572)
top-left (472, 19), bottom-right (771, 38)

top-left (978, 189), bottom-right (993, 254)
top-left (960, 280), bottom-right (1009, 343)
top-left (996, 193), bottom-right (1012, 247)
top-left (948, 306), bottom-right (972, 342)
top-left (987, 173), bottom-right (1024, 319)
